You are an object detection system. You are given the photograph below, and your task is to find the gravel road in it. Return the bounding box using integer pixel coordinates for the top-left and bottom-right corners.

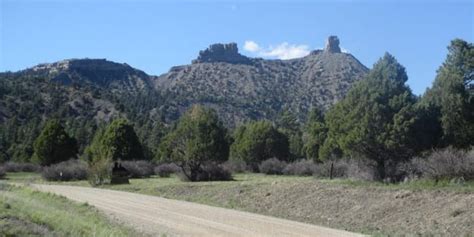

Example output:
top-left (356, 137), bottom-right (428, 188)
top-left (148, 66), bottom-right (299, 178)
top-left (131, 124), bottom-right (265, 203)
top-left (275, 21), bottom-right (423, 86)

top-left (33, 184), bottom-right (366, 237)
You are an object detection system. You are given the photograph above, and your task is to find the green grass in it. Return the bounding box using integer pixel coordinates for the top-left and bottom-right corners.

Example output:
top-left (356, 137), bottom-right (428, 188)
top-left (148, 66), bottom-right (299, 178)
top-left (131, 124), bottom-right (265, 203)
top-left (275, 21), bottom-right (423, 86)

top-left (0, 182), bottom-right (144, 237)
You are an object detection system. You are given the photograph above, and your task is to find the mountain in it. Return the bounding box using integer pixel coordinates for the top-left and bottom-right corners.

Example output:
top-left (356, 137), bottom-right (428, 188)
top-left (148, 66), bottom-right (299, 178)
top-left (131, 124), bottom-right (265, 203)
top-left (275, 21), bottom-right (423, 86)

top-left (15, 58), bottom-right (153, 91)
top-left (0, 36), bottom-right (368, 161)
top-left (155, 36), bottom-right (368, 125)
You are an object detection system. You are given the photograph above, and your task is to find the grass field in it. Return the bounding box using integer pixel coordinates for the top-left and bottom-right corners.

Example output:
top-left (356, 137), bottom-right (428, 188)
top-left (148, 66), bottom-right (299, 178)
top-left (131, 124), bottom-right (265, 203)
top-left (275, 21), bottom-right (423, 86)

top-left (0, 182), bottom-right (145, 237)
top-left (3, 172), bottom-right (474, 236)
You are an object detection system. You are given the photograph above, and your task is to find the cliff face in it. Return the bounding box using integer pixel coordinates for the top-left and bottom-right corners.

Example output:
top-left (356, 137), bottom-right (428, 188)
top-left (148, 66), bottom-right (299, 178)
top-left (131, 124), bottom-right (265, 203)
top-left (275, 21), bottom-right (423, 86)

top-left (155, 36), bottom-right (369, 125)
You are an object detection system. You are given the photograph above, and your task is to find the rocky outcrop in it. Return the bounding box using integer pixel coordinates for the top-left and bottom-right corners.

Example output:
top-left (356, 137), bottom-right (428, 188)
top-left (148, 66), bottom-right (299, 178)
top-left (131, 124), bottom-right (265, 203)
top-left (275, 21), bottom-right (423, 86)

top-left (324, 36), bottom-right (341, 53)
top-left (155, 36), bottom-right (368, 126)
top-left (192, 43), bottom-right (252, 64)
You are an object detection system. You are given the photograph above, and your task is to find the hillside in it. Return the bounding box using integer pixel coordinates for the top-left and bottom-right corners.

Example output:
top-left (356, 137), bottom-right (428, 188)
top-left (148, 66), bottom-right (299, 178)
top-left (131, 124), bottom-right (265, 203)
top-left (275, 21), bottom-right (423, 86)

top-left (156, 36), bottom-right (368, 125)
top-left (0, 36), bottom-right (368, 162)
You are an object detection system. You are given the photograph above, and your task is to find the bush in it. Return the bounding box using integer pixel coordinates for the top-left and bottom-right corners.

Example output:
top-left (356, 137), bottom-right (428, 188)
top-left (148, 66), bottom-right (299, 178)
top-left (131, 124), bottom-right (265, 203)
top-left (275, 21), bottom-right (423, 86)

top-left (259, 158), bottom-right (287, 175)
top-left (154, 163), bottom-right (179, 177)
top-left (3, 162), bottom-right (41, 172)
top-left (410, 148), bottom-right (474, 181)
top-left (88, 158), bottom-right (112, 186)
top-left (42, 159), bottom-right (88, 181)
top-left (121, 160), bottom-right (154, 178)
top-left (312, 159), bottom-right (376, 181)
top-left (221, 160), bottom-right (248, 173)
top-left (283, 160), bottom-right (317, 176)
top-left (178, 163), bottom-right (233, 182)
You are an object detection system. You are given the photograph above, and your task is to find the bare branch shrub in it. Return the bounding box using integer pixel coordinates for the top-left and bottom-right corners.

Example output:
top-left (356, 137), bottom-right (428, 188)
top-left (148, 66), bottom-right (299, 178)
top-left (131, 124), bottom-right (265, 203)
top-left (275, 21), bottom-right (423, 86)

top-left (283, 160), bottom-right (317, 176)
top-left (121, 160), bottom-right (155, 178)
top-left (410, 148), bottom-right (474, 181)
top-left (42, 159), bottom-right (88, 181)
top-left (259, 158), bottom-right (287, 175)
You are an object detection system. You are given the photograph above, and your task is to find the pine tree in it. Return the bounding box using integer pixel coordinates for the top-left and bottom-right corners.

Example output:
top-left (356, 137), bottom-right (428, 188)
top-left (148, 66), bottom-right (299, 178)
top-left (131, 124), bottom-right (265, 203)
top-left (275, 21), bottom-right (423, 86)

top-left (84, 119), bottom-right (144, 162)
top-left (157, 105), bottom-right (229, 181)
top-left (33, 119), bottom-right (78, 166)
top-left (230, 120), bottom-right (289, 170)
top-left (276, 108), bottom-right (304, 159)
top-left (302, 108), bottom-right (327, 162)
top-left (321, 53), bottom-right (417, 179)
top-left (421, 39), bottom-right (474, 148)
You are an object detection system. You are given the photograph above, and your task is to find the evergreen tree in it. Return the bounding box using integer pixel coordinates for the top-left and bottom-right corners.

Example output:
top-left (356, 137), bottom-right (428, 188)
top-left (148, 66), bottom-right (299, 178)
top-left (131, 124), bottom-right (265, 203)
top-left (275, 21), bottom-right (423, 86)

top-left (302, 108), bottom-right (327, 162)
top-left (421, 39), bottom-right (474, 148)
top-left (230, 120), bottom-right (289, 169)
top-left (321, 53), bottom-right (417, 179)
top-left (157, 105), bottom-right (229, 181)
top-left (33, 120), bottom-right (78, 166)
top-left (84, 119), bottom-right (144, 162)
top-left (276, 108), bottom-right (304, 159)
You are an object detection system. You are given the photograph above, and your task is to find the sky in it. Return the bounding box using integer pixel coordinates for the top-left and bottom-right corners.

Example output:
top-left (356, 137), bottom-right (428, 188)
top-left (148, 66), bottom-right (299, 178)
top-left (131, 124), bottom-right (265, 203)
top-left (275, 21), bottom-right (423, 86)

top-left (1, 0), bottom-right (473, 95)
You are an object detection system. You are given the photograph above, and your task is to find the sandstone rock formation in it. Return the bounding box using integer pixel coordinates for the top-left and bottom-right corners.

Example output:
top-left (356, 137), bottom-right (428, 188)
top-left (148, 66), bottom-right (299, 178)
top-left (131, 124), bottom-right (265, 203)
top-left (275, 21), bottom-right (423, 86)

top-left (192, 43), bottom-right (251, 64)
top-left (324, 36), bottom-right (341, 53)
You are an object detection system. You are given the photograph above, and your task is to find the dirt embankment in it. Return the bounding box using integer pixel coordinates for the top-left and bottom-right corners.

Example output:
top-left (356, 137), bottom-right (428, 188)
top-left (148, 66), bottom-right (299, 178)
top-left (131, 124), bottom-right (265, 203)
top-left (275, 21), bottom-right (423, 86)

top-left (152, 180), bottom-right (474, 236)
top-left (33, 184), bottom-right (366, 237)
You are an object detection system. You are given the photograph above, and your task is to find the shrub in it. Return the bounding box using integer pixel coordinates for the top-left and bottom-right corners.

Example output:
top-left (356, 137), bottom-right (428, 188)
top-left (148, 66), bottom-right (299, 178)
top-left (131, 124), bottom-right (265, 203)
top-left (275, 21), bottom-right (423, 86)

top-left (2, 162), bottom-right (41, 172)
top-left (312, 159), bottom-right (376, 181)
top-left (88, 158), bottom-right (112, 186)
top-left (313, 160), bottom-right (347, 178)
top-left (221, 160), bottom-right (248, 173)
top-left (41, 159), bottom-right (88, 181)
top-left (154, 163), bottom-right (179, 177)
top-left (283, 160), bottom-right (317, 176)
top-left (345, 160), bottom-right (377, 181)
top-left (410, 148), bottom-right (474, 181)
top-left (121, 160), bottom-right (154, 178)
top-left (178, 163), bottom-right (232, 182)
top-left (259, 158), bottom-right (287, 175)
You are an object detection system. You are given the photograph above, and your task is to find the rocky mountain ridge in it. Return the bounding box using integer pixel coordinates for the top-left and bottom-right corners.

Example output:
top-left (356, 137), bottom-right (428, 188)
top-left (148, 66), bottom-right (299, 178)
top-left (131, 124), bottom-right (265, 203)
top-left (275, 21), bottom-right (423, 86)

top-left (155, 36), bottom-right (368, 125)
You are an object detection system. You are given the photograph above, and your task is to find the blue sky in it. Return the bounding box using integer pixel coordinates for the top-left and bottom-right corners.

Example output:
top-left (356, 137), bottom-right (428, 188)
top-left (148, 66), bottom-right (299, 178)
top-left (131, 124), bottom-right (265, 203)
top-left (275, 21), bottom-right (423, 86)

top-left (1, 0), bottom-right (473, 95)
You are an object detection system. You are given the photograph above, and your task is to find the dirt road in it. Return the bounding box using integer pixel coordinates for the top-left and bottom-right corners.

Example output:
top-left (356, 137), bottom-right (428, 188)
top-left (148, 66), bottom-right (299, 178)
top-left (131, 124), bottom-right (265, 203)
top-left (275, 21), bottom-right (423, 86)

top-left (33, 184), bottom-right (365, 237)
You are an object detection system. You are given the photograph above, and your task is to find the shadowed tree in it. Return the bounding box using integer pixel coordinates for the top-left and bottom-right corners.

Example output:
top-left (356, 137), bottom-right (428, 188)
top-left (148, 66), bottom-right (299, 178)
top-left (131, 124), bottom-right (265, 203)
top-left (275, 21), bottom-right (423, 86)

top-left (33, 119), bottom-right (78, 166)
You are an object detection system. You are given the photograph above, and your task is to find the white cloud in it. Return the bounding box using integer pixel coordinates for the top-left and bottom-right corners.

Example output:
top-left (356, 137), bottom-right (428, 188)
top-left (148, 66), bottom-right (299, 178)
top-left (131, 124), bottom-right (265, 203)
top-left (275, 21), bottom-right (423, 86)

top-left (260, 43), bottom-right (310, 59)
top-left (341, 48), bottom-right (350, 53)
top-left (243, 40), bottom-right (310, 60)
top-left (243, 40), bottom-right (260, 52)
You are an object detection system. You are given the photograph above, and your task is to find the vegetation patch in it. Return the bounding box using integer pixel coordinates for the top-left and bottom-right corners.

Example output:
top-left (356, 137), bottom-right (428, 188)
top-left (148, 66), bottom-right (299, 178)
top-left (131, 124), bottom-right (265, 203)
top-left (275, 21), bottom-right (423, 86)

top-left (0, 183), bottom-right (143, 237)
